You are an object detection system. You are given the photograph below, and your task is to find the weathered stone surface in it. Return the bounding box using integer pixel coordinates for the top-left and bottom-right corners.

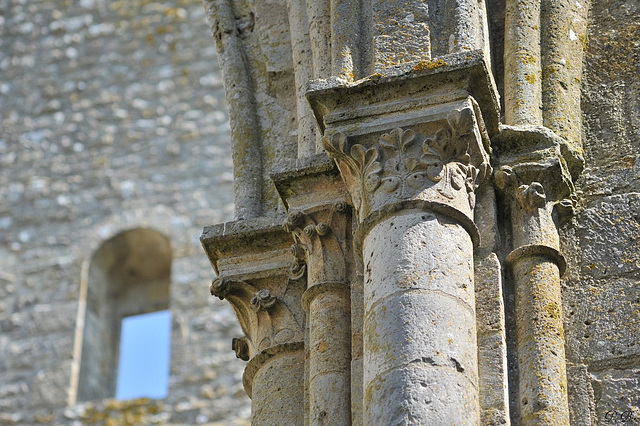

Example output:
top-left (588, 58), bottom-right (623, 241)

top-left (204, 0), bottom-right (298, 216)
top-left (567, 364), bottom-right (596, 425)
top-left (5, 0), bottom-right (640, 423)
top-left (364, 365), bottom-right (479, 425)
top-left (591, 369), bottom-right (640, 425)
top-left (275, 151), bottom-right (354, 426)
top-left (361, 210), bottom-right (479, 423)
top-left (244, 344), bottom-right (305, 424)
top-left (578, 194), bottom-right (640, 279)
top-left (475, 253), bottom-right (510, 424)
top-left (555, 0), bottom-right (640, 422)
top-left (564, 276), bottom-right (640, 365)
top-left (363, 211), bottom-right (475, 311)
top-left (0, 0), bottom-right (249, 423)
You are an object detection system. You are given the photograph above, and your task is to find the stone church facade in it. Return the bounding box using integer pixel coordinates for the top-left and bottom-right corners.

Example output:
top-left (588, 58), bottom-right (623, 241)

top-left (1, 0), bottom-right (638, 425)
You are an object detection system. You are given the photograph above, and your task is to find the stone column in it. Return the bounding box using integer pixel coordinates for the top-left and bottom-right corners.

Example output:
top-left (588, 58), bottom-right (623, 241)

top-left (274, 157), bottom-right (353, 425)
top-left (309, 59), bottom-right (498, 422)
top-left (243, 343), bottom-right (305, 424)
top-left (495, 128), bottom-right (575, 425)
top-left (201, 218), bottom-right (306, 425)
top-left (359, 206), bottom-right (478, 424)
top-left (204, 0), bottom-right (263, 219)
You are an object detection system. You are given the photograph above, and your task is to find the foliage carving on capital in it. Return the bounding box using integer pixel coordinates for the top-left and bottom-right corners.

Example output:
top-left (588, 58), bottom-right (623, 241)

top-left (494, 165), bottom-right (567, 250)
top-left (495, 166), bottom-right (547, 211)
top-left (495, 165), bottom-right (576, 216)
top-left (250, 289), bottom-right (277, 311)
top-left (282, 202), bottom-right (350, 286)
top-left (288, 243), bottom-right (307, 280)
top-left (322, 108), bottom-right (490, 221)
top-left (322, 132), bottom-right (380, 220)
top-left (515, 182), bottom-right (547, 211)
top-left (210, 276), bottom-right (304, 359)
top-left (210, 276), bottom-right (232, 300)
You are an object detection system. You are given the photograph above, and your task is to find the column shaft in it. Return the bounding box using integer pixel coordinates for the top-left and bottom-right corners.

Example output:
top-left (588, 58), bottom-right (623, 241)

top-left (504, 0), bottom-right (543, 126)
top-left (306, 286), bottom-right (352, 425)
top-left (307, 0), bottom-right (331, 79)
top-left (206, 0), bottom-right (263, 219)
top-left (330, 0), bottom-right (360, 80)
top-left (512, 256), bottom-right (569, 424)
top-left (287, 0), bottom-right (316, 158)
top-left (280, 192), bottom-right (353, 425)
top-left (250, 348), bottom-right (306, 425)
top-left (362, 209), bottom-right (479, 424)
top-left (496, 168), bottom-right (573, 425)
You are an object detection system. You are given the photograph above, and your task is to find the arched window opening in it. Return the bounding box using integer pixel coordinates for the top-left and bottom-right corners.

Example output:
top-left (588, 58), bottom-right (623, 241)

top-left (73, 228), bottom-right (172, 402)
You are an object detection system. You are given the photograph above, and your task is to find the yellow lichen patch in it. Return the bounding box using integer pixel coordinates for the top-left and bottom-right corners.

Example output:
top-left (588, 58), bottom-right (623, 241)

top-left (515, 51), bottom-right (538, 65)
top-left (546, 302), bottom-right (561, 320)
top-left (81, 398), bottom-right (164, 425)
top-left (525, 73), bottom-right (537, 84)
top-left (318, 341), bottom-right (329, 353)
top-left (412, 58), bottom-right (449, 71)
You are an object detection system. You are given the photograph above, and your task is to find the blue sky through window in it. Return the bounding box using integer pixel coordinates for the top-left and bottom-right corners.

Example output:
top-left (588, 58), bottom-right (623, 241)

top-left (116, 310), bottom-right (171, 400)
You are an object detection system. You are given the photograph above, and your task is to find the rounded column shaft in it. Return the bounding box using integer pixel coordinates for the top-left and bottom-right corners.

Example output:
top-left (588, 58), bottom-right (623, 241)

top-left (362, 209), bottom-right (479, 424)
top-left (512, 256), bottom-right (569, 424)
top-left (497, 169), bottom-right (572, 425)
top-left (250, 348), bottom-right (306, 425)
top-left (283, 204), bottom-right (353, 425)
top-left (307, 287), bottom-right (351, 425)
top-left (504, 0), bottom-right (543, 126)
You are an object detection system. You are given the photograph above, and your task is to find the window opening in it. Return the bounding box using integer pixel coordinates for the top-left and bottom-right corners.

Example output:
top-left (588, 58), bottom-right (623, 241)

top-left (116, 310), bottom-right (171, 400)
top-left (71, 228), bottom-right (172, 403)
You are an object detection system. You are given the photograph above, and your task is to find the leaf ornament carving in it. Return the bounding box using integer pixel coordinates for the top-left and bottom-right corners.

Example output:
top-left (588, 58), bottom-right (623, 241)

top-left (378, 128), bottom-right (430, 197)
top-left (423, 109), bottom-right (480, 205)
top-left (323, 132), bottom-right (381, 216)
top-left (515, 182), bottom-right (547, 210)
top-left (210, 277), bottom-right (305, 358)
top-left (323, 108), bottom-right (486, 218)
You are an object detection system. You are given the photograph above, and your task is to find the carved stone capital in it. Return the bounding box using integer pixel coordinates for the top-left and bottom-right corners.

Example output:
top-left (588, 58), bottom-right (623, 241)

top-left (209, 276), bottom-right (304, 359)
top-left (288, 243), bottom-right (307, 280)
top-left (201, 217), bottom-right (306, 361)
top-left (492, 124), bottom-right (585, 259)
top-left (283, 202), bottom-right (351, 287)
top-left (250, 289), bottom-right (277, 312)
top-left (306, 55), bottom-right (499, 245)
top-left (514, 182), bottom-right (547, 211)
top-left (210, 276), bottom-right (232, 300)
top-left (493, 125), bottom-right (581, 218)
top-left (495, 165), bottom-right (563, 251)
top-left (322, 103), bottom-right (491, 226)
top-left (494, 161), bottom-right (576, 214)
top-left (272, 154), bottom-right (353, 288)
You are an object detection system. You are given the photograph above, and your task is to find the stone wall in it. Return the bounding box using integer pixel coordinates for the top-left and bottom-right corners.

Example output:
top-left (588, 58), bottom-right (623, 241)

top-left (0, 0), bottom-right (250, 424)
top-left (2, 0), bottom-right (639, 424)
top-left (561, 0), bottom-right (640, 422)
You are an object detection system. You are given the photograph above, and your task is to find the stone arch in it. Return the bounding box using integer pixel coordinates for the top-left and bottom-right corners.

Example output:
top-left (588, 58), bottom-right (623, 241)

top-left (70, 228), bottom-right (172, 403)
